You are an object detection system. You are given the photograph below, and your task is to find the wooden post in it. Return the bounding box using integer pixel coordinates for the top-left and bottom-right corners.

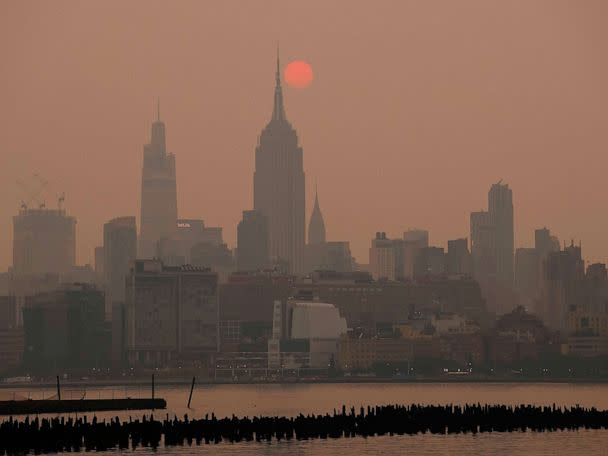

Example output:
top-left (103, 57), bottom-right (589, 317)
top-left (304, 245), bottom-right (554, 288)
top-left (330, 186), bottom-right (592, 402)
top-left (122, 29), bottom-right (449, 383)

top-left (56, 376), bottom-right (61, 401)
top-left (187, 376), bottom-right (196, 408)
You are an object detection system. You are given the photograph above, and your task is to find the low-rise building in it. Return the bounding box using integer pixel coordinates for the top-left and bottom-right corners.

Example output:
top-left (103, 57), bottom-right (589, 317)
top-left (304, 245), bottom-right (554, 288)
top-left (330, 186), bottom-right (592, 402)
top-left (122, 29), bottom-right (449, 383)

top-left (561, 335), bottom-right (608, 358)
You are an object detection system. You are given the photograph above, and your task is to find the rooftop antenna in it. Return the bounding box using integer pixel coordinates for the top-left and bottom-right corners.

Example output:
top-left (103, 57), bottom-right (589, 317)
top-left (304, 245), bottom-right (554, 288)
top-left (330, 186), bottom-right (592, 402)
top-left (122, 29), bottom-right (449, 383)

top-left (58, 192), bottom-right (65, 210)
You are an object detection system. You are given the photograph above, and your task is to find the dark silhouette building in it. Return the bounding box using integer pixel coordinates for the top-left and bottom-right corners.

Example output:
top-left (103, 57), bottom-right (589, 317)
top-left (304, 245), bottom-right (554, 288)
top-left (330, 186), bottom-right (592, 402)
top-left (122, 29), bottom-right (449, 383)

top-left (236, 210), bottom-right (269, 272)
top-left (103, 216), bottom-right (136, 319)
top-left (22, 283), bottom-right (107, 370)
top-left (446, 238), bottom-right (472, 275)
top-left (139, 103), bottom-right (178, 258)
top-left (253, 53), bottom-right (305, 273)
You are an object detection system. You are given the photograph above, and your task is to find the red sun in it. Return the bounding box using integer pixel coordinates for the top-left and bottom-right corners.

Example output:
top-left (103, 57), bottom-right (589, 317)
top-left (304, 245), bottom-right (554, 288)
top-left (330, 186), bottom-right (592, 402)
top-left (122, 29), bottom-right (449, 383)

top-left (284, 60), bottom-right (313, 89)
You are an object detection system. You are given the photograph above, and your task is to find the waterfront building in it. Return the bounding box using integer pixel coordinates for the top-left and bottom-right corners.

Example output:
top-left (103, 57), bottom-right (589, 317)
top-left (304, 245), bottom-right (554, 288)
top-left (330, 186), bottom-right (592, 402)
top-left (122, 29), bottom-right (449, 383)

top-left (125, 260), bottom-right (218, 366)
top-left (22, 283), bottom-right (106, 370)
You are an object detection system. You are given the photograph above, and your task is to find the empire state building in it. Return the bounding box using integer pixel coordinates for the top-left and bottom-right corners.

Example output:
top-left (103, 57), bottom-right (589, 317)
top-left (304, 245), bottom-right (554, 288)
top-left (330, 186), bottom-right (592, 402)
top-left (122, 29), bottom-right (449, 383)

top-left (253, 54), bottom-right (305, 273)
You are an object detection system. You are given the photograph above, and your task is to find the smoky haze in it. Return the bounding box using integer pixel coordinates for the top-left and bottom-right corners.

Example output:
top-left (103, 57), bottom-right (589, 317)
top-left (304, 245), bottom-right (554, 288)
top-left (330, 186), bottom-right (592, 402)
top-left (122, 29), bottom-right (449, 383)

top-left (1, 0), bottom-right (608, 269)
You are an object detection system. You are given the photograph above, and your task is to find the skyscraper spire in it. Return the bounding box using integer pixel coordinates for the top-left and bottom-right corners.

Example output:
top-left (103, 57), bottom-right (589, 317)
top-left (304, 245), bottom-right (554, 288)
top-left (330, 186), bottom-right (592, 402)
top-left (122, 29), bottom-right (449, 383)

top-left (271, 44), bottom-right (287, 123)
top-left (308, 183), bottom-right (326, 245)
top-left (150, 98), bottom-right (166, 154)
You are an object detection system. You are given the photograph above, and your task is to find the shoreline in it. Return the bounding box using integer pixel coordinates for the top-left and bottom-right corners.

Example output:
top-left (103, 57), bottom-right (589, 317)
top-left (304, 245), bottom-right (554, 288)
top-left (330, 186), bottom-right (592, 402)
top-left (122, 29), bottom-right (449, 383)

top-left (2, 376), bottom-right (608, 390)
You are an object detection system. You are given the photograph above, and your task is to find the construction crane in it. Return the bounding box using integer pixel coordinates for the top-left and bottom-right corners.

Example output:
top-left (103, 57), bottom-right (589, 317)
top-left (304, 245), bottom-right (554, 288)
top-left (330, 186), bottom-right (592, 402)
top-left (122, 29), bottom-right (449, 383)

top-left (16, 176), bottom-right (47, 210)
top-left (16, 174), bottom-right (66, 211)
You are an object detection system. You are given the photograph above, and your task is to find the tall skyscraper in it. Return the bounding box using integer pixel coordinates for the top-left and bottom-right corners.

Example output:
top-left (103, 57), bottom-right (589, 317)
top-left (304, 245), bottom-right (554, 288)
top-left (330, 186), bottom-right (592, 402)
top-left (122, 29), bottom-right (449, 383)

top-left (488, 182), bottom-right (514, 284)
top-left (103, 216), bottom-right (137, 319)
top-left (470, 182), bottom-right (514, 285)
top-left (253, 53), bottom-right (305, 273)
top-left (470, 182), bottom-right (515, 314)
top-left (236, 210), bottom-right (269, 272)
top-left (307, 187), bottom-right (326, 245)
top-left (402, 229), bottom-right (429, 279)
top-left (13, 207), bottom-right (76, 276)
top-left (139, 103), bottom-right (178, 258)
top-left (446, 238), bottom-right (472, 275)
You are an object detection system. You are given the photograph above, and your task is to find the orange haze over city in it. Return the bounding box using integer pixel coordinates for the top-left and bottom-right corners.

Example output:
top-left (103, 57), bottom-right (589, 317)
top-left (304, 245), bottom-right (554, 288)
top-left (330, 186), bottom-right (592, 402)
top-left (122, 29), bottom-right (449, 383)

top-left (1, 1), bottom-right (608, 271)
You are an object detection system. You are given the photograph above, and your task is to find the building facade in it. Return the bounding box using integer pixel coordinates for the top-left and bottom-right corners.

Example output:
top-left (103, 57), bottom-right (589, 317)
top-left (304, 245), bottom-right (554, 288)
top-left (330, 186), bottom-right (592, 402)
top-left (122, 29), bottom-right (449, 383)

top-left (253, 55), bottom-right (306, 274)
top-left (369, 232), bottom-right (395, 280)
top-left (13, 208), bottom-right (76, 276)
top-left (139, 106), bottom-right (178, 258)
top-left (103, 216), bottom-right (137, 319)
top-left (22, 283), bottom-right (106, 370)
top-left (236, 210), bottom-right (270, 272)
top-left (125, 260), bottom-right (218, 366)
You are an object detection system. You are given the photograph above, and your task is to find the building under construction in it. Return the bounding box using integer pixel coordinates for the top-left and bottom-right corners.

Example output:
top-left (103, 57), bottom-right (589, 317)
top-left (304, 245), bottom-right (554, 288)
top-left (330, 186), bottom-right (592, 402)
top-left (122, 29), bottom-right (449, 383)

top-left (12, 207), bottom-right (76, 276)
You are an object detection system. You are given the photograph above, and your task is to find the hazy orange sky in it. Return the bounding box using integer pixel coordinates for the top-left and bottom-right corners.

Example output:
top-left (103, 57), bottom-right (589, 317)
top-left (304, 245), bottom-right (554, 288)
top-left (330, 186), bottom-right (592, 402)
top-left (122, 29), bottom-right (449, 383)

top-left (1, 1), bottom-right (608, 271)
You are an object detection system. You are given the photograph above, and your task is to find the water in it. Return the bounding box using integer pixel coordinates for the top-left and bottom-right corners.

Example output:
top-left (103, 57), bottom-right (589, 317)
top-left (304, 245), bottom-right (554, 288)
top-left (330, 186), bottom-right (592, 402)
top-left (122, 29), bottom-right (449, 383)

top-left (2, 382), bottom-right (607, 454)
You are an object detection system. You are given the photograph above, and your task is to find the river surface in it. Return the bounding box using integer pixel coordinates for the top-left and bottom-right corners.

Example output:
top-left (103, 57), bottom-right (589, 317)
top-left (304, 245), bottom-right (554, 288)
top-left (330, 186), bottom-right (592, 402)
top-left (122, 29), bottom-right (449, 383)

top-left (2, 382), bottom-right (607, 455)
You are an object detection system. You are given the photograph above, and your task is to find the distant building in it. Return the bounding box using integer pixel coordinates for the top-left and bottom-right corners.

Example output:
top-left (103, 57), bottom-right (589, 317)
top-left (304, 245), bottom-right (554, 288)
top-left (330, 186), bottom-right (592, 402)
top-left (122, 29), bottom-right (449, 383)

top-left (139, 104), bottom-right (178, 258)
top-left (514, 247), bottom-right (539, 304)
top-left (13, 207), bottom-right (76, 276)
top-left (471, 182), bottom-right (514, 283)
top-left (307, 188), bottom-right (326, 245)
top-left (470, 182), bottom-right (514, 314)
top-left (190, 242), bottom-right (234, 282)
top-left (562, 335), bottom-right (608, 358)
top-left (402, 230), bottom-right (429, 280)
top-left (158, 219), bottom-right (223, 265)
top-left (369, 232), bottom-right (395, 280)
top-left (538, 242), bottom-right (585, 330)
top-left (489, 306), bottom-right (556, 364)
top-left (0, 295), bottom-right (18, 330)
top-left (219, 272), bottom-right (294, 352)
top-left (236, 210), bottom-right (269, 272)
top-left (446, 238), bottom-right (472, 275)
top-left (564, 262), bottom-right (608, 341)
top-left (0, 295), bottom-right (23, 372)
top-left (304, 189), bottom-right (352, 273)
top-left (413, 247), bottom-right (445, 278)
top-left (125, 260), bottom-right (218, 366)
top-left (253, 53), bottom-right (305, 273)
top-left (305, 241), bottom-right (354, 273)
top-left (22, 283), bottom-right (107, 370)
top-left (488, 182), bottom-right (514, 284)
top-left (103, 216), bottom-right (137, 319)
top-left (269, 290), bottom-right (347, 369)
top-left (94, 246), bottom-right (104, 283)
top-left (296, 271), bottom-right (489, 334)
top-left (404, 230), bottom-right (429, 246)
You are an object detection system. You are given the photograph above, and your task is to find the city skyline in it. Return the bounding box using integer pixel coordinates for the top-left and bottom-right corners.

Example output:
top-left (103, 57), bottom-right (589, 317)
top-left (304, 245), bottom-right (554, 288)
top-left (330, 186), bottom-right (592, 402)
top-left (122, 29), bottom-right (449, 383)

top-left (2, 1), bottom-right (608, 271)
